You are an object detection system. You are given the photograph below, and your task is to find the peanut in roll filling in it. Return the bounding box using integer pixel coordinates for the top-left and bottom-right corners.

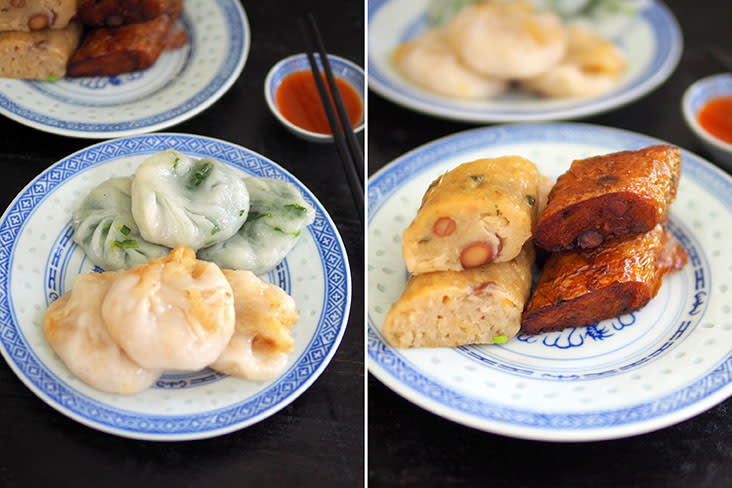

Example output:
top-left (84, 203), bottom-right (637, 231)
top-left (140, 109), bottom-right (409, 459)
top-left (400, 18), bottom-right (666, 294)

top-left (402, 156), bottom-right (545, 274)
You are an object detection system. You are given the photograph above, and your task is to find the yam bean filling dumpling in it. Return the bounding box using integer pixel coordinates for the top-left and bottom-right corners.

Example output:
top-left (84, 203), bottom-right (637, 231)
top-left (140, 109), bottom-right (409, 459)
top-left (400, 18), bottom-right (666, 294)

top-left (43, 272), bottom-right (162, 395)
top-left (72, 177), bottom-right (170, 271)
top-left (211, 269), bottom-right (299, 381)
top-left (101, 246), bottom-right (236, 371)
top-left (131, 149), bottom-right (250, 251)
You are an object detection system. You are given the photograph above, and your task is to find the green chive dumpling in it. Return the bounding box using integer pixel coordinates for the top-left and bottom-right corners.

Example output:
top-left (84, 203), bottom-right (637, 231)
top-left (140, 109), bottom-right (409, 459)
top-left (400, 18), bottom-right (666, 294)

top-left (130, 149), bottom-right (250, 251)
top-left (198, 177), bottom-right (315, 274)
top-left (72, 177), bottom-right (170, 270)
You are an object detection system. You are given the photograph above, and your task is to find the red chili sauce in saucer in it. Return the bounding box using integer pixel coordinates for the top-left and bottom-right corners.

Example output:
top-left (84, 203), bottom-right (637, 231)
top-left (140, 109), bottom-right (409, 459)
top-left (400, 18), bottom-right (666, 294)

top-left (276, 71), bottom-right (362, 135)
top-left (698, 96), bottom-right (732, 145)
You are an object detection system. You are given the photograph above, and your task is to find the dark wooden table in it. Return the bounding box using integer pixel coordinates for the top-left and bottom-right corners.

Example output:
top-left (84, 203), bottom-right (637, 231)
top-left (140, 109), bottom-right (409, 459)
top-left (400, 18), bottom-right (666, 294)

top-left (0, 1), bottom-right (364, 487)
top-left (367, 1), bottom-right (732, 486)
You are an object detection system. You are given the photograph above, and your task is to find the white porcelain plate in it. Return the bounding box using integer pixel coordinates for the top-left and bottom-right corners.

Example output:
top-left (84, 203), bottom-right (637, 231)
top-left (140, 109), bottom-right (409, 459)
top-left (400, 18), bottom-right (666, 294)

top-left (368, 0), bottom-right (682, 122)
top-left (368, 123), bottom-right (732, 441)
top-left (0, 133), bottom-right (351, 440)
top-left (0, 0), bottom-right (249, 138)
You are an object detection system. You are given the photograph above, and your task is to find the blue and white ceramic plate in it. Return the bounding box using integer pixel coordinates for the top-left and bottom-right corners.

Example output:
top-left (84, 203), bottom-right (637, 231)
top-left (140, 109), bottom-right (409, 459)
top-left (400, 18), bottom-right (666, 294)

top-left (0, 0), bottom-right (249, 139)
top-left (368, 0), bottom-right (682, 122)
top-left (0, 133), bottom-right (351, 440)
top-left (368, 123), bottom-right (732, 441)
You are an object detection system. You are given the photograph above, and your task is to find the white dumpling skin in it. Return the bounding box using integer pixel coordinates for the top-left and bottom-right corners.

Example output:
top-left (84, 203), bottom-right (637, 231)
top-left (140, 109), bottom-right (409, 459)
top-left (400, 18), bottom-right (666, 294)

top-left (198, 177), bottom-right (315, 274)
top-left (43, 272), bottom-right (162, 394)
top-left (210, 269), bottom-right (299, 381)
top-left (101, 246), bottom-right (236, 371)
top-left (72, 177), bottom-right (170, 270)
top-left (131, 149), bottom-right (250, 250)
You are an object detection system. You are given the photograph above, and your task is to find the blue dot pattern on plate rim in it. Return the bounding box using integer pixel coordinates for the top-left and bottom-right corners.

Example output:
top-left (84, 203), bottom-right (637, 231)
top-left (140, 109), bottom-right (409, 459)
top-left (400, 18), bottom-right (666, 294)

top-left (367, 122), bottom-right (732, 431)
top-left (0, 134), bottom-right (351, 436)
top-left (367, 0), bottom-right (682, 121)
top-left (0, 0), bottom-right (245, 133)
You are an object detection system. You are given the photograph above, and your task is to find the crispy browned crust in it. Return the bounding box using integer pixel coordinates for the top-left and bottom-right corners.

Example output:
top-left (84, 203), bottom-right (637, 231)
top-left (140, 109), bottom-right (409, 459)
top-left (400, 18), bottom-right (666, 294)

top-left (67, 15), bottom-right (173, 77)
top-left (78, 0), bottom-right (183, 27)
top-left (534, 145), bottom-right (681, 252)
top-left (521, 224), bottom-right (687, 334)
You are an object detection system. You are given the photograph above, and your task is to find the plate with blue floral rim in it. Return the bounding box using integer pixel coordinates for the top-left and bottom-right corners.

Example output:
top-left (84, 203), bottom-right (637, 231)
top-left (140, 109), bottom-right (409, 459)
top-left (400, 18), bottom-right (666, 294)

top-left (368, 0), bottom-right (682, 122)
top-left (0, 0), bottom-right (249, 139)
top-left (0, 133), bottom-right (351, 440)
top-left (368, 123), bottom-right (732, 441)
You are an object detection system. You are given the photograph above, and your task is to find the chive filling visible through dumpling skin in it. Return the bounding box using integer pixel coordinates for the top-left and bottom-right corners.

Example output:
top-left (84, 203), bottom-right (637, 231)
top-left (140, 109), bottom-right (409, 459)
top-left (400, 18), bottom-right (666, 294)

top-left (72, 177), bottom-right (170, 271)
top-left (130, 149), bottom-right (250, 251)
top-left (198, 177), bottom-right (315, 275)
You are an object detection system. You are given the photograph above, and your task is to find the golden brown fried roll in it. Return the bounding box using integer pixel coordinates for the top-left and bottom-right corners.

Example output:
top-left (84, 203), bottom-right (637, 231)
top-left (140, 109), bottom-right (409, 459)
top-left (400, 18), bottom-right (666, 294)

top-left (402, 156), bottom-right (544, 274)
top-left (67, 14), bottom-right (180, 77)
top-left (383, 244), bottom-right (534, 348)
top-left (534, 145), bottom-right (681, 251)
top-left (522, 224), bottom-right (687, 335)
top-left (78, 0), bottom-right (183, 27)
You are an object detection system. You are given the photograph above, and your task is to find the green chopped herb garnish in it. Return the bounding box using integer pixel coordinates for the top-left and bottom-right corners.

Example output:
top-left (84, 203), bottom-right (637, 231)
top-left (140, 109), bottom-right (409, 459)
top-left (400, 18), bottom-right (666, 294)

top-left (119, 224), bottom-right (131, 236)
top-left (274, 227), bottom-right (285, 233)
top-left (247, 211), bottom-right (271, 221)
top-left (239, 209), bottom-right (246, 217)
top-left (210, 224), bottom-right (221, 235)
top-left (293, 230), bottom-right (301, 237)
top-left (493, 335), bottom-right (508, 344)
top-left (186, 161), bottom-right (213, 189)
top-left (173, 157), bottom-right (180, 171)
top-left (285, 203), bottom-right (306, 212)
top-left (102, 221), bottom-right (112, 233)
top-left (526, 195), bottom-right (536, 206)
top-left (112, 239), bottom-right (139, 250)
top-left (47, 75), bottom-right (58, 82)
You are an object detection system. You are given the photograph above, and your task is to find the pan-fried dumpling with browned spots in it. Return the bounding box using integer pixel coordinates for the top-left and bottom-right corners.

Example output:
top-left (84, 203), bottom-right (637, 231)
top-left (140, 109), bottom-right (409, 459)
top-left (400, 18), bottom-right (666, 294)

top-left (523, 24), bottom-right (626, 98)
top-left (43, 271), bottom-right (162, 394)
top-left (392, 29), bottom-right (507, 99)
top-left (211, 270), bottom-right (299, 381)
top-left (131, 150), bottom-right (250, 251)
top-left (444, 0), bottom-right (567, 79)
top-left (101, 246), bottom-right (236, 371)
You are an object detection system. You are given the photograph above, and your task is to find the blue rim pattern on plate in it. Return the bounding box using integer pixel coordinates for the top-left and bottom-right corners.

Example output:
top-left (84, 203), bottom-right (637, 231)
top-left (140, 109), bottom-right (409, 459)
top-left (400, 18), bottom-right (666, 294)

top-left (0, 134), bottom-right (351, 439)
top-left (367, 0), bottom-right (682, 122)
top-left (368, 123), bottom-right (732, 439)
top-left (0, 0), bottom-right (249, 138)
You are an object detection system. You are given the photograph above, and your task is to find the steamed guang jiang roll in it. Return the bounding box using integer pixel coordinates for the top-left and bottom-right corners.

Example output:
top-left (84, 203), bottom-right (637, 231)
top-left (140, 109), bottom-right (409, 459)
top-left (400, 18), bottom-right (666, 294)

top-left (402, 156), bottom-right (546, 274)
top-left (382, 243), bottom-right (534, 349)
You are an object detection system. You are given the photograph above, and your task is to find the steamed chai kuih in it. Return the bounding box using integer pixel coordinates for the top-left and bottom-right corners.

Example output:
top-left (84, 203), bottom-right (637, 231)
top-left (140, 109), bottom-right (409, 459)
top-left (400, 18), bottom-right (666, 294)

top-left (383, 145), bottom-right (687, 349)
top-left (383, 156), bottom-right (545, 348)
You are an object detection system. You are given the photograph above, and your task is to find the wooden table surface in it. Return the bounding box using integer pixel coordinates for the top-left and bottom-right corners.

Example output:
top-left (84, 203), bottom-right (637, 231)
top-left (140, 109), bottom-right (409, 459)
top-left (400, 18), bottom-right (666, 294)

top-left (0, 1), bottom-right (364, 487)
top-left (367, 1), bottom-right (732, 486)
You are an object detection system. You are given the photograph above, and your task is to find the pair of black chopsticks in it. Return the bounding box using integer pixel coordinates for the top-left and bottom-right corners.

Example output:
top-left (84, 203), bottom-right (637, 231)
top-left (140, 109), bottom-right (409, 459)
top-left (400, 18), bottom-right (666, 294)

top-left (299, 14), bottom-right (364, 223)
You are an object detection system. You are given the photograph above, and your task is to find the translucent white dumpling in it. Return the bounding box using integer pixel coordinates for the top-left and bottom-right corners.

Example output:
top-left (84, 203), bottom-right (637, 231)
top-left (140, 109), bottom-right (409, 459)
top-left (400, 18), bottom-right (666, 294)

top-left (392, 29), bottom-right (507, 99)
top-left (211, 269), bottom-right (299, 381)
top-left (444, 0), bottom-right (567, 79)
top-left (101, 246), bottom-right (235, 371)
top-left (131, 149), bottom-right (250, 250)
top-left (43, 272), bottom-right (162, 394)
top-left (522, 24), bottom-right (626, 98)
top-left (72, 177), bottom-right (170, 270)
top-left (198, 177), bottom-right (315, 275)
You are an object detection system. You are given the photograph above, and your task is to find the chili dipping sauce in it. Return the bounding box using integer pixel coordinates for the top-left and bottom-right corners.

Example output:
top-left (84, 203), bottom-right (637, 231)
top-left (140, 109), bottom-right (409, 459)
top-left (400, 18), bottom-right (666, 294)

top-left (276, 71), bottom-right (362, 134)
top-left (698, 95), bottom-right (732, 145)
